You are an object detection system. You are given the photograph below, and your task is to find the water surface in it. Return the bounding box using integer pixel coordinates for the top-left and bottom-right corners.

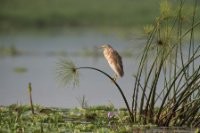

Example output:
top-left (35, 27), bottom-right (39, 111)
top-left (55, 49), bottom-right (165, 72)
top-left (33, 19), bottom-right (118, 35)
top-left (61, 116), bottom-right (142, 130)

top-left (0, 29), bottom-right (144, 108)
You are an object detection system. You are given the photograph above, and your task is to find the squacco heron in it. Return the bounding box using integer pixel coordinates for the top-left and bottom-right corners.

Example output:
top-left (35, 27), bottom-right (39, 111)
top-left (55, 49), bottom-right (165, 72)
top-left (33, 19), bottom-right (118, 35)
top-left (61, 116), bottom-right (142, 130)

top-left (99, 44), bottom-right (124, 81)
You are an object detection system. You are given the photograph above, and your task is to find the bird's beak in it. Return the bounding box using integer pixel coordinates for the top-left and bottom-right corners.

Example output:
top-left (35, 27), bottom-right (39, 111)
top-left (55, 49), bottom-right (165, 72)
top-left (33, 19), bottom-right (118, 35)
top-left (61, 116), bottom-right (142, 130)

top-left (96, 45), bottom-right (104, 49)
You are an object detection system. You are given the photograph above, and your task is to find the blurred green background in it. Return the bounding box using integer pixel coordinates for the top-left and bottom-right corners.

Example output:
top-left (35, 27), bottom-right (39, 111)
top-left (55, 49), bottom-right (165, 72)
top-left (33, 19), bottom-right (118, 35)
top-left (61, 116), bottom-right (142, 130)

top-left (0, 0), bottom-right (162, 30)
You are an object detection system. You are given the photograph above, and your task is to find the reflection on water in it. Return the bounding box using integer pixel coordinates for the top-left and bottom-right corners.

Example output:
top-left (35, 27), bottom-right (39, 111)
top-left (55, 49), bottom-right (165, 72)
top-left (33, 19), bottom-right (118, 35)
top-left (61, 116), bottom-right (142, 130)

top-left (0, 29), bottom-right (144, 108)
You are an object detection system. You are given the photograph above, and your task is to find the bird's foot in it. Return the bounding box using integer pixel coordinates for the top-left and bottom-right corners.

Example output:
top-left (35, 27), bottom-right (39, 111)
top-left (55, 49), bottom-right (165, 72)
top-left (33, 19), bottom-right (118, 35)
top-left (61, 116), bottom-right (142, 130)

top-left (112, 77), bottom-right (116, 82)
top-left (111, 75), bottom-right (117, 83)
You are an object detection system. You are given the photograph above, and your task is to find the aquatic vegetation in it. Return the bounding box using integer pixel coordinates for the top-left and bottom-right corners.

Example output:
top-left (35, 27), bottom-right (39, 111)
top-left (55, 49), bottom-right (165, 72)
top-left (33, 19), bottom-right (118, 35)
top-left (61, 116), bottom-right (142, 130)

top-left (14, 67), bottom-right (27, 73)
top-left (0, 45), bottom-right (21, 57)
top-left (1, 104), bottom-right (196, 132)
top-left (0, 104), bottom-right (153, 132)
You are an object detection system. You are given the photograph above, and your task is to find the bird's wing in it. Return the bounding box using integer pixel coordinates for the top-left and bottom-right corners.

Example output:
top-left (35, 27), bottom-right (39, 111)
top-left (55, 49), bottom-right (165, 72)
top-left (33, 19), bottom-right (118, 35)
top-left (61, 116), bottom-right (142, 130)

top-left (112, 50), bottom-right (124, 77)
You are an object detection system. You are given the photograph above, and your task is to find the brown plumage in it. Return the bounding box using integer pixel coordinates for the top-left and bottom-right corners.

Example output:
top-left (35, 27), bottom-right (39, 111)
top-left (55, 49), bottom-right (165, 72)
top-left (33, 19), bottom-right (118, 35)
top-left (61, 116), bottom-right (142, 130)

top-left (100, 44), bottom-right (124, 79)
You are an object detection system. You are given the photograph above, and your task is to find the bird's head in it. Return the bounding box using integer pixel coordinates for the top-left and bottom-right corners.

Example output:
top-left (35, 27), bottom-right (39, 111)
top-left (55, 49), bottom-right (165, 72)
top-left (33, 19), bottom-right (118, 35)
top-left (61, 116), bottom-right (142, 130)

top-left (98, 44), bottom-right (112, 50)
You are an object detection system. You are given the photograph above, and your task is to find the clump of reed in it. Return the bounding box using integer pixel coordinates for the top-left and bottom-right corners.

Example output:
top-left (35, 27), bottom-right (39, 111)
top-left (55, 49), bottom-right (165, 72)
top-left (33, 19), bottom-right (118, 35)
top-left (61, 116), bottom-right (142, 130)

top-left (56, 0), bottom-right (200, 127)
top-left (132, 0), bottom-right (200, 126)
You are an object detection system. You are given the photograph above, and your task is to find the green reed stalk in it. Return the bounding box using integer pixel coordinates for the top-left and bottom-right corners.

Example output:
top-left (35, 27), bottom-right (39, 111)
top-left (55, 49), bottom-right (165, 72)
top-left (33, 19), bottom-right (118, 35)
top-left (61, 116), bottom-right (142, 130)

top-left (188, 0), bottom-right (197, 73)
top-left (156, 53), bottom-right (200, 125)
top-left (132, 20), bottom-right (159, 122)
top-left (139, 52), bottom-right (159, 122)
top-left (28, 82), bottom-right (34, 114)
top-left (180, 97), bottom-right (200, 126)
top-left (164, 73), bottom-right (200, 126)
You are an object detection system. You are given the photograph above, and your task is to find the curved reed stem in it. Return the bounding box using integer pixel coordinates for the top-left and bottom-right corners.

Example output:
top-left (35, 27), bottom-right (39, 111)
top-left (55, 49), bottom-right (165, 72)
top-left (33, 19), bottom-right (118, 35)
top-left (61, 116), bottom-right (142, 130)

top-left (76, 66), bottom-right (134, 122)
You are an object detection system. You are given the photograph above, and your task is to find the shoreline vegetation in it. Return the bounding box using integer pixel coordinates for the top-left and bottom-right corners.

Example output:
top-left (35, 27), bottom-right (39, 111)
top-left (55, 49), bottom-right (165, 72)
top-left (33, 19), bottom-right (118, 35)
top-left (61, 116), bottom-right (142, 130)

top-left (0, 0), bottom-right (199, 31)
top-left (0, 45), bottom-right (138, 58)
top-left (0, 0), bottom-right (160, 30)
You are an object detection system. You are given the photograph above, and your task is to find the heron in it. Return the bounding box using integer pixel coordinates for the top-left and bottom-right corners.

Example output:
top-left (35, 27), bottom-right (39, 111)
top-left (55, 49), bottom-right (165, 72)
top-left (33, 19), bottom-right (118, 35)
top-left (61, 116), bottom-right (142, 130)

top-left (99, 44), bottom-right (124, 81)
